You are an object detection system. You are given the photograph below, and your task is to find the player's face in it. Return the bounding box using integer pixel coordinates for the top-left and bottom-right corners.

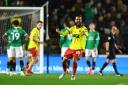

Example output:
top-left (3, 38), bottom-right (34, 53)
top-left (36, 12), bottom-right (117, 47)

top-left (37, 23), bottom-right (43, 29)
top-left (89, 23), bottom-right (95, 30)
top-left (111, 26), bottom-right (117, 35)
top-left (75, 16), bottom-right (82, 26)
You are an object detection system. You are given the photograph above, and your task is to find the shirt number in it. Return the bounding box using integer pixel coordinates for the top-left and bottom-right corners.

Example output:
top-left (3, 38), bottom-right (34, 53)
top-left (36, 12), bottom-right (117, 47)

top-left (11, 32), bottom-right (20, 40)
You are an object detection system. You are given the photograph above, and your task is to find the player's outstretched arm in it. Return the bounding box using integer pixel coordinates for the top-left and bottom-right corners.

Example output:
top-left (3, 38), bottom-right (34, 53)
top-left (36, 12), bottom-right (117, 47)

top-left (115, 44), bottom-right (123, 54)
top-left (106, 42), bottom-right (110, 56)
top-left (2, 34), bottom-right (8, 43)
top-left (56, 28), bottom-right (69, 35)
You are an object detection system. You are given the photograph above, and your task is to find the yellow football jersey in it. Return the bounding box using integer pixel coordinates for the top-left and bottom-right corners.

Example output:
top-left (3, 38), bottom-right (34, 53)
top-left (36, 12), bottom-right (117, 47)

top-left (28, 27), bottom-right (40, 49)
top-left (60, 25), bottom-right (88, 50)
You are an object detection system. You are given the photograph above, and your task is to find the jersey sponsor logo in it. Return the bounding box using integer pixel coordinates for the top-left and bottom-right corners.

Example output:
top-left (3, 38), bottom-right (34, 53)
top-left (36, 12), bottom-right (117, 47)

top-left (88, 36), bottom-right (94, 40)
top-left (72, 34), bottom-right (80, 38)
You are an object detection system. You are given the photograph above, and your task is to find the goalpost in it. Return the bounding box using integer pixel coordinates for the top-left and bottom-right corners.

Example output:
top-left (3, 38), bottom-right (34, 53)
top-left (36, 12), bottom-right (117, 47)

top-left (0, 1), bottom-right (49, 74)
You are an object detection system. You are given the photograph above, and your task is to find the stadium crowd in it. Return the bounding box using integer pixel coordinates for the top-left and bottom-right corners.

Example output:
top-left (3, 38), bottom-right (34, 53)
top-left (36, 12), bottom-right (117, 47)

top-left (0, 0), bottom-right (128, 54)
top-left (49, 0), bottom-right (128, 54)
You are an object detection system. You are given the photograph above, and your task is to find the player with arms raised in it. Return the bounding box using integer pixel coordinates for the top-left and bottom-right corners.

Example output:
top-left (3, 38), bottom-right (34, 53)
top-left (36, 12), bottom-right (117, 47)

top-left (56, 15), bottom-right (88, 80)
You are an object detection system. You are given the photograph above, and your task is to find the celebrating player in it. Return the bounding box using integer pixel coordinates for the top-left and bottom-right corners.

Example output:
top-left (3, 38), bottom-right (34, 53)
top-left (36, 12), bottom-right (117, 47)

top-left (59, 21), bottom-right (75, 74)
top-left (85, 22), bottom-right (100, 74)
top-left (56, 15), bottom-right (88, 80)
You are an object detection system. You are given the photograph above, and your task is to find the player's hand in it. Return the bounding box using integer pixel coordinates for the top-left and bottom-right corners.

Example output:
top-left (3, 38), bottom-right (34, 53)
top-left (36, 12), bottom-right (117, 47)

top-left (3, 38), bottom-right (8, 43)
top-left (83, 49), bottom-right (85, 53)
top-left (40, 42), bottom-right (47, 46)
top-left (106, 51), bottom-right (109, 56)
top-left (40, 41), bottom-right (44, 44)
top-left (56, 28), bottom-right (60, 33)
top-left (79, 30), bottom-right (85, 35)
top-left (118, 49), bottom-right (123, 54)
top-left (94, 48), bottom-right (97, 52)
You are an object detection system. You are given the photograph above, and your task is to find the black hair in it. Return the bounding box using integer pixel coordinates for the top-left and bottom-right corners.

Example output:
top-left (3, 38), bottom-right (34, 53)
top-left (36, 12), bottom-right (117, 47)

top-left (37, 20), bottom-right (43, 24)
top-left (12, 20), bottom-right (19, 26)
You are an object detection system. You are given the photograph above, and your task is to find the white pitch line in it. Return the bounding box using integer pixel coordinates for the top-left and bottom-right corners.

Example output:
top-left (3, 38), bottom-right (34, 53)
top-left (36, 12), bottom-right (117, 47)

top-left (117, 82), bottom-right (128, 85)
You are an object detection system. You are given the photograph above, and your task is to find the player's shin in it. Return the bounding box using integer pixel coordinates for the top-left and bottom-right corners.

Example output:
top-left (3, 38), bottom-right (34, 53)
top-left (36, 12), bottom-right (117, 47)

top-left (92, 61), bottom-right (96, 70)
top-left (72, 61), bottom-right (77, 75)
top-left (12, 62), bottom-right (16, 71)
top-left (100, 62), bottom-right (109, 72)
top-left (112, 62), bottom-right (118, 74)
top-left (9, 60), bottom-right (13, 71)
top-left (62, 60), bottom-right (68, 73)
top-left (19, 60), bottom-right (25, 71)
top-left (7, 61), bottom-right (10, 71)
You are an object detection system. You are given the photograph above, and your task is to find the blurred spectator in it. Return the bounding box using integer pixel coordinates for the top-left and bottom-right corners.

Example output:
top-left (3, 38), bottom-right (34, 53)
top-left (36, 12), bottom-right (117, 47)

top-left (115, 28), bottom-right (124, 54)
top-left (0, 0), bottom-right (3, 6)
top-left (0, 0), bottom-right (128, 54)
top-left (84, 0), bottom-right (97, 27)
top-left (73, 0), bottom-right (84, 15)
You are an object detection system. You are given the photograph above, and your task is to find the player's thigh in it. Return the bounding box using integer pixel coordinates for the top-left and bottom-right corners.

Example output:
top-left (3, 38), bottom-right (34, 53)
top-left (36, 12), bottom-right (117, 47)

top-left (9, 46), bottom-right (16, 58)
top-left (61, 47), bottom-right (68, 57)
top-left (29, 48), bottom-right (38, 57)
top-left (64, 48), bottom-right (74, 59)
top-left (7, 48), bottom-right (12, 58)
top-left (92, 50), bottom-right (98, 58)
top-left (7, 48), bottom-right (15, 61)
top-left (15, 46), bottom-right (24, 58)
top-left (73, 50), bottom-right (83, 60)
top-left (85, 49), bottom-right (91, 57)
top-left (31, 56), bottom-right (38, 64)
top-left (107, 51), bottom-right (116, 60)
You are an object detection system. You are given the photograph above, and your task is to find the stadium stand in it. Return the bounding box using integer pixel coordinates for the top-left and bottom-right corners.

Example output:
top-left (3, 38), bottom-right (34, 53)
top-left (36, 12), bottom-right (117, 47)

top-left (0, 0), bottom-right (128, 54)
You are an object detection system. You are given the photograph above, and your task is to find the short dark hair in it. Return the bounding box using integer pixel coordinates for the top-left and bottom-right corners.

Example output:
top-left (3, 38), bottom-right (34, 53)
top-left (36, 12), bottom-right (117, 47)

top-left (90, 22), bottom-right (96, 26)
top-left (12, 20), bottom-right (19, 26)
top-left (37, 20), bottom-right (43, 24)
top-left (75, 15), bottom-right (83, 21)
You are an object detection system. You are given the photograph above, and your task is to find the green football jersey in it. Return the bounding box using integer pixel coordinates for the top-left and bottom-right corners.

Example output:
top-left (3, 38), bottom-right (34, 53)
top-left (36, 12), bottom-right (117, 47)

top-left (59, 27), bottom-right (72, 47)
top-left (5, 28), bottom-right (27, 47)
top-left (86, 31), bottom-right (100, 49)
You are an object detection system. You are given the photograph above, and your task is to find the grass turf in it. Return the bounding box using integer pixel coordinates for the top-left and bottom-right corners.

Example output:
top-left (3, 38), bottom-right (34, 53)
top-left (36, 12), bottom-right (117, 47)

top-left (0, 73), bottom-right (128, 85)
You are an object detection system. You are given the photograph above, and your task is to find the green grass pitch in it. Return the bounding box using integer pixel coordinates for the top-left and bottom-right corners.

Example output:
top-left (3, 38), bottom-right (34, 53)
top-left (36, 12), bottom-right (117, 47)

top-left (0, 74), bottom-right (128, 85)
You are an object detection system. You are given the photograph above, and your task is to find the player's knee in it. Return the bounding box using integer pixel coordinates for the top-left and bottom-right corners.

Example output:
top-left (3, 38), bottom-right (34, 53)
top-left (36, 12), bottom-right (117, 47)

top-left (8, 57), bottom-right (14, 61)
top-left (92, 57), bottom-right (96, 61)
top-left (73, 57), bottom-right (78, 62)
top-left (34, 59), bottom-right (38, 64)
top-left (86, 56), bottom-right (89, 60)
top-left (28, 57), bottom-right (32, 61)
top-left (18, 57), bottom-right (22, 61)
top-left (12, 57), bottom-right (15, 60)
top-left (106, 59), bottom-right (110, 63)
top-left (32, 58), bottom-right (38, 64)
top-left (112, 59), bottom-right (116, 63)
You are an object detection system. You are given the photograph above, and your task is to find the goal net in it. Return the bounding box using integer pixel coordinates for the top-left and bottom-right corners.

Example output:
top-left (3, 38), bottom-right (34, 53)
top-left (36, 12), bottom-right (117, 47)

top-left (0, 2), bottom-right (49, 73)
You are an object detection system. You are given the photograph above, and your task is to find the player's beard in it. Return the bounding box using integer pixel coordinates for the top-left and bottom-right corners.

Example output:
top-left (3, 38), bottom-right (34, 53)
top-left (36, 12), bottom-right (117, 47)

top-left (76, 22), bottom-right (82, 27)
top-left (76, 24), bottom-right (82, 28)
